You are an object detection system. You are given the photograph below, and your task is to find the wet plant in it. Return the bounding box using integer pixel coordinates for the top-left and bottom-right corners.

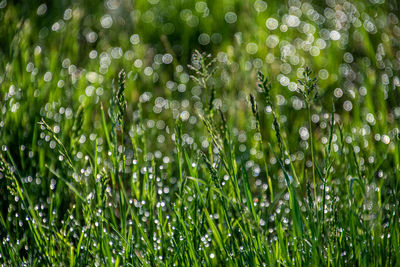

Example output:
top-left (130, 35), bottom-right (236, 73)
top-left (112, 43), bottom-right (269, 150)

top-left (1, 0), bottom-right (400, 266)
top-left (298, 67), bottom-right (318, 203)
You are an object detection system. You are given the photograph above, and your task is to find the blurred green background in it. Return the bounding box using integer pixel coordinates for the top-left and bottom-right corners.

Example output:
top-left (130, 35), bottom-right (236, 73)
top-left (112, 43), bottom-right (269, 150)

top-left (2, 0), bottom-right (399, 171)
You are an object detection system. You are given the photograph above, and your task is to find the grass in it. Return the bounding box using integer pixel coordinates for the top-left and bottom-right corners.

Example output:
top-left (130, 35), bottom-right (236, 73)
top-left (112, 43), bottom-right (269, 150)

top-left (1, 0), bottom-right (400, 265)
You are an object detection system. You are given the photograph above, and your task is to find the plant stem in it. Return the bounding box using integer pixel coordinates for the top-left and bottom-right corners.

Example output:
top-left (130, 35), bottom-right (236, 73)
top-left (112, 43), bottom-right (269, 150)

top-left (308, 103), bottom-right (317, 206)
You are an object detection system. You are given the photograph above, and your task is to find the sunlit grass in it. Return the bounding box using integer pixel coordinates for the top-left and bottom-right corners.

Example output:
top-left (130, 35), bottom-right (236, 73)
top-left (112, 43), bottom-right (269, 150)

top-left (1, 0), bottom-right (399, 265)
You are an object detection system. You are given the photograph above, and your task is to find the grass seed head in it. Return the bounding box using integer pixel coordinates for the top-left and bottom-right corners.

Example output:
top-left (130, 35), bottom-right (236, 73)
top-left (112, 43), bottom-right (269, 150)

top-left (0, 152), bottom-right (18, 197)
top-left (297, 66), bottom-right (318, 105)
top-left (257, 71), bottom-right (272, 107)
top-left (116, 69), bottom-right (127, 127)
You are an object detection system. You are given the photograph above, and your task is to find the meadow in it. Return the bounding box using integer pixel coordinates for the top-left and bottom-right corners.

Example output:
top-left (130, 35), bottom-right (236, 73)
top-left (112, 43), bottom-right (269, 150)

top-left (1, 0), bottom-right (400, 265)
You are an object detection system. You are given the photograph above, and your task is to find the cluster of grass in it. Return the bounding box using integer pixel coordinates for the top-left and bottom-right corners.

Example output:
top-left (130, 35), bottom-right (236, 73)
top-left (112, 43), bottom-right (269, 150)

top-left (1, 0), bottom-right (400, 266)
